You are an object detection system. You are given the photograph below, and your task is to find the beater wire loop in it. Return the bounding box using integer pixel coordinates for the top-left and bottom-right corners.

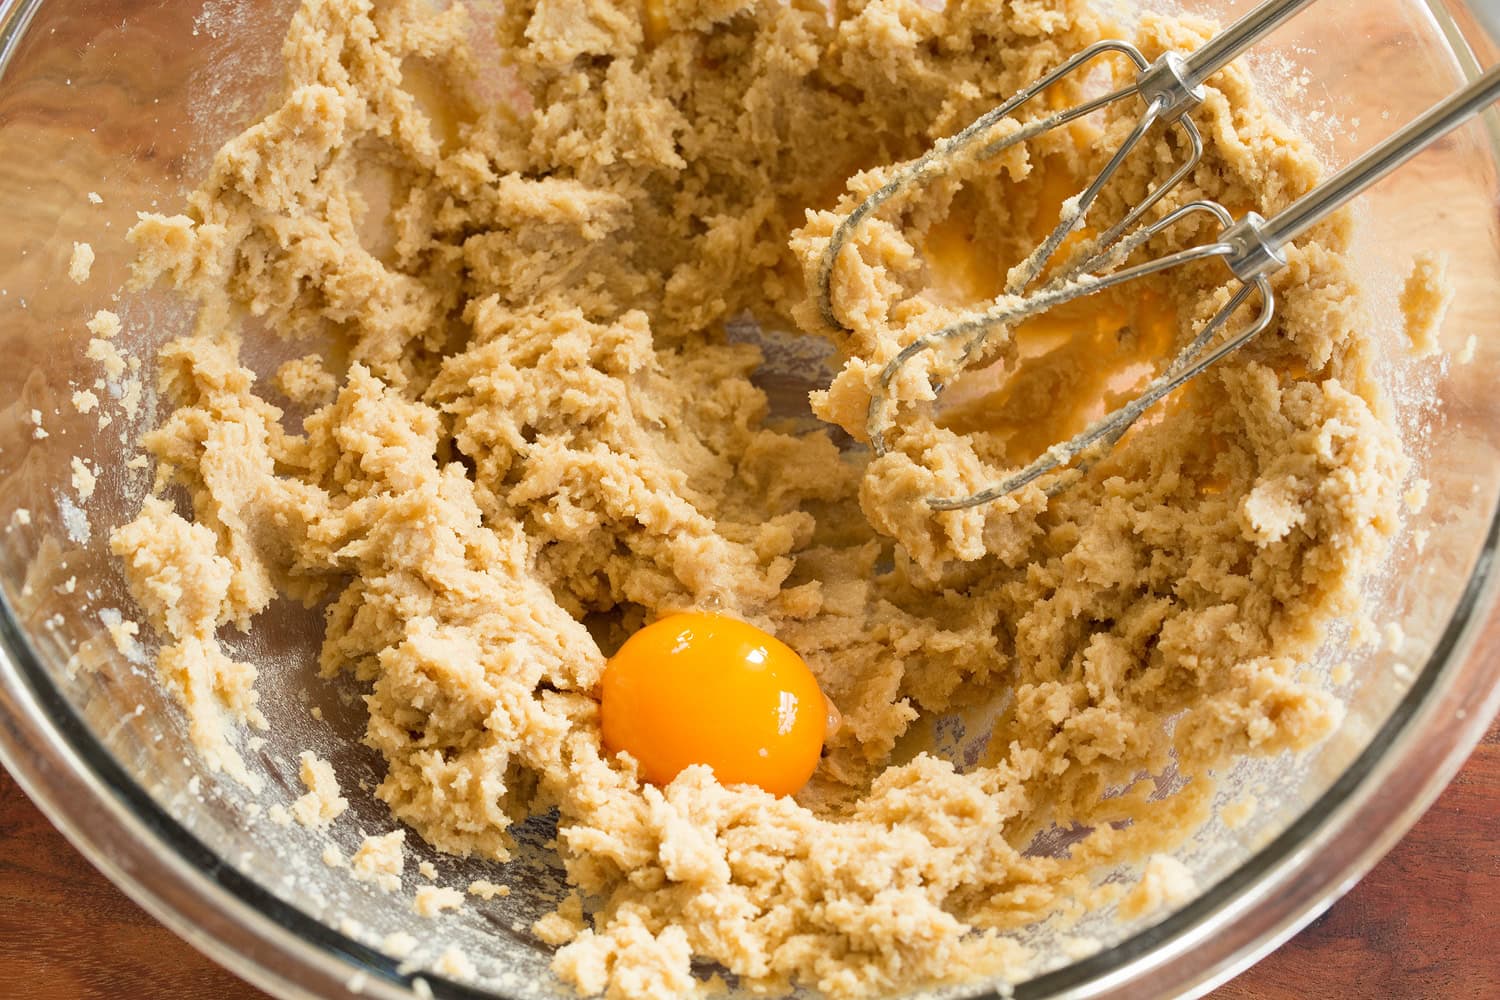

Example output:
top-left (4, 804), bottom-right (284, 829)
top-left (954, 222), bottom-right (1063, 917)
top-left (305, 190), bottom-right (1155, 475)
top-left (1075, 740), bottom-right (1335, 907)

top-left (925, 276), bottom-right (1274, 511)
top-left (820, 0), bottom-right (1500, 512)
top-left (866, 201), bottom-right (1242, 458)
top-left (816, 40), bottom-right (1152, 331)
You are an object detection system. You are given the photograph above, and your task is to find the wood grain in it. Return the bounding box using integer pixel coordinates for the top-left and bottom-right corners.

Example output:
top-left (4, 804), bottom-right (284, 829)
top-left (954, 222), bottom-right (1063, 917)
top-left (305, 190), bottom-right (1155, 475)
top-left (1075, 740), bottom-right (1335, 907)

top-left (1211, 720), bottom-right (1500, 1000)
top-left (0, 772), bottom-right (255, 999)
top-left (2, 727), bottom-right (1496, 998)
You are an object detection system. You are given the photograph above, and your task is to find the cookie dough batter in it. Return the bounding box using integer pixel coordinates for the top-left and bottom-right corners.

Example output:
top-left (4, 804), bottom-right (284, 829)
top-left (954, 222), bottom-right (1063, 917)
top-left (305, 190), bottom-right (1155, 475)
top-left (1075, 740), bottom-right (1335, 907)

top-left (110, 0), bottom-right (1408, 996)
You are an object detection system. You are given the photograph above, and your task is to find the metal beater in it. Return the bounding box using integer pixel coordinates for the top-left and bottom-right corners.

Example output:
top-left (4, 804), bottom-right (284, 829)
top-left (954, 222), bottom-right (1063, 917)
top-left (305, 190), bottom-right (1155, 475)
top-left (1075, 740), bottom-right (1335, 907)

top-left (816, 0), bottom-right (1500, 511)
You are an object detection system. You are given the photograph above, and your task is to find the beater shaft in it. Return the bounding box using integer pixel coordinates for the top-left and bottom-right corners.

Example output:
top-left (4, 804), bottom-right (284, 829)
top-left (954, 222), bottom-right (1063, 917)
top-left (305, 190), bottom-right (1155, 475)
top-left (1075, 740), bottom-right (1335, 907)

top-left (1253, 62), bottom-right (1500, 258)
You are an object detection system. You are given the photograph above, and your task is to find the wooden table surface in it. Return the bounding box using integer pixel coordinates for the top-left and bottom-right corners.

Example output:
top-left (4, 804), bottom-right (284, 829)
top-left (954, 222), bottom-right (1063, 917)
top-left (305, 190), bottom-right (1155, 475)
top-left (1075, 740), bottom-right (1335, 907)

top-left (2, 725), bottom-right (1496, 999)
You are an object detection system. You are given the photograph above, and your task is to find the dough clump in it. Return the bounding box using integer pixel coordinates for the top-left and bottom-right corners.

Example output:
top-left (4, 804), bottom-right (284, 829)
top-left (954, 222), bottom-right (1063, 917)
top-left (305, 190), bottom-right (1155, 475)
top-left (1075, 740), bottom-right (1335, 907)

top-left (109, 0), bottom-right (1409, 996)
top-left (291, 750), bottom-right (349, 829)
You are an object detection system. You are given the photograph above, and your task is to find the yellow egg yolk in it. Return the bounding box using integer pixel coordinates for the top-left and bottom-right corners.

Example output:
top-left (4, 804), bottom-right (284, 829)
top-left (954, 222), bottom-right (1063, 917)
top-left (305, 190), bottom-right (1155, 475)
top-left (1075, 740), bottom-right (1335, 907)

top-left (599, 612), bottom-right (827, 797)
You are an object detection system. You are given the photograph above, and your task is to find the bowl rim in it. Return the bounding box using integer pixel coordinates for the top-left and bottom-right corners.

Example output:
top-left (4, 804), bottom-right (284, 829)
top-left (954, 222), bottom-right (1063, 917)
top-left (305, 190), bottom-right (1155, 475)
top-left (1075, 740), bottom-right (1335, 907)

top-left (1, 0), bottom-right (1499, 998)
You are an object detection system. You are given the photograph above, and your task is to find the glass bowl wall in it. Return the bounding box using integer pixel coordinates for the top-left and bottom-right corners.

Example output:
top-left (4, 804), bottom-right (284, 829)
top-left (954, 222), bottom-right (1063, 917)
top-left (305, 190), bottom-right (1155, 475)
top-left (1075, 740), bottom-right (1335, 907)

top-left (0, 1), bottom-right (1498, 998)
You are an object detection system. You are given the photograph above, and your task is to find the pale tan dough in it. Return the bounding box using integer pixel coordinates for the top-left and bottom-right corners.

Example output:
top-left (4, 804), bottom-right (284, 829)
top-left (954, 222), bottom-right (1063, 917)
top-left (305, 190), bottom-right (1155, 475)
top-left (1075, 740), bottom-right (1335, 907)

top-left (87, 309), bottom-right (121, 338)
top-left (352, 829), bottom-right (407, 893)
top-left (68, 241), bottom-right (94, 283)
top-left (108, 0), bottom-right (1415, 997)
top-left (1221, 795), bottom-right (1258, 830)
top-left (70, 457), bottom-right (96, 502)
top-left (383, 930), bottom-right (419, 960)
top-left (468, 878), bottom-right (510, 899)
top-left (413, 884), bottom-right (465, 917)
top-left (291, 750), bottom-right (348, 829)
top-left (103, 612), bottom-right (140, 659)
top-left (434, 946), bottom-right (477, 979)
top-left (1400, 250), bottom-right (1453, 358)
top-left (110, 496), bottom-right (267, 788)
top-left (86, 337), bottom-right (126, 379)
top-left (1119, 855), bottom-right (1196, 920)
top-left (273, 354), bottom-right (339, 406)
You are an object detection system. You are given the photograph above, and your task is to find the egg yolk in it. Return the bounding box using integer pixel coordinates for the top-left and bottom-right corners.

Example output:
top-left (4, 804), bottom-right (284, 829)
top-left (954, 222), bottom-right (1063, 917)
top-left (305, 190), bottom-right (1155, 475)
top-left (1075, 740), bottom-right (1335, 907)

top-left (599, 613), bottom-right (826, 796)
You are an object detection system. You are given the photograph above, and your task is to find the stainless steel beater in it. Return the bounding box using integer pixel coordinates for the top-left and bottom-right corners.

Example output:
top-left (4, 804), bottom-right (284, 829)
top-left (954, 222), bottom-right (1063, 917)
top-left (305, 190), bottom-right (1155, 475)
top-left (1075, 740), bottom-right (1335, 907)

top-left (817, 0), bottom-right (1500, 511)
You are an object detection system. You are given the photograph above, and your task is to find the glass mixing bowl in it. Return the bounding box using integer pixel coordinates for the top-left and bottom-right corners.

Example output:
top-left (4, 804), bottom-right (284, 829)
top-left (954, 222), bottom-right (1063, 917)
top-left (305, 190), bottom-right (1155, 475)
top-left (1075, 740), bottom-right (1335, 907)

top-left (1, 0), bottom-right (1498, 997)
